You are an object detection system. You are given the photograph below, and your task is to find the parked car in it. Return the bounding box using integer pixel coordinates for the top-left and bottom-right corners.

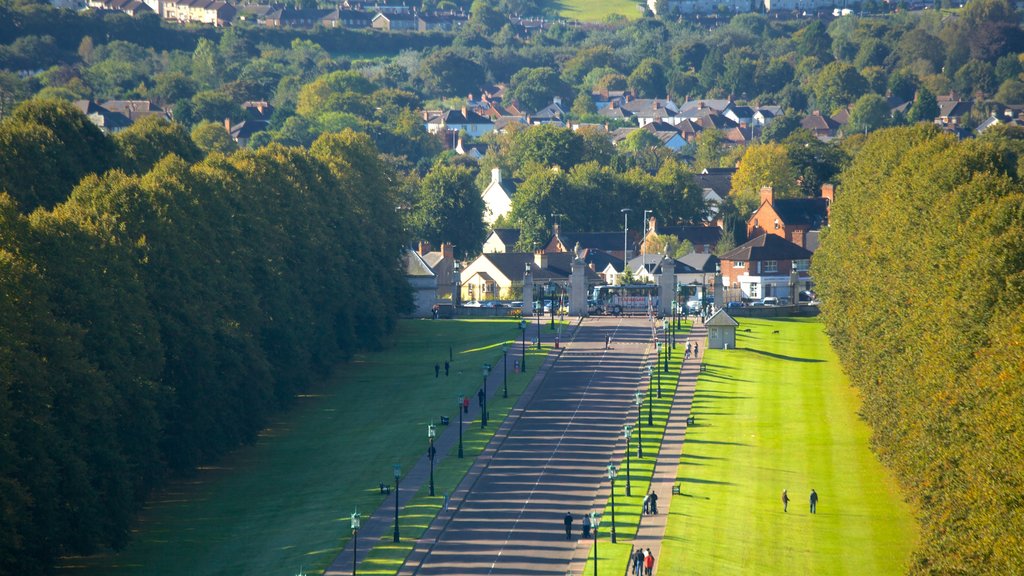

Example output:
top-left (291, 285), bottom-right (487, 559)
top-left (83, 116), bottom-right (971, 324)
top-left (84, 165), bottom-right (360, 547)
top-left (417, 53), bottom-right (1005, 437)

top-left (761, 296), bottom-right (780, 306)
top-left (463, 300), bottom-right (482, 308)
top-left (726, 301), bottom-right (745, 309)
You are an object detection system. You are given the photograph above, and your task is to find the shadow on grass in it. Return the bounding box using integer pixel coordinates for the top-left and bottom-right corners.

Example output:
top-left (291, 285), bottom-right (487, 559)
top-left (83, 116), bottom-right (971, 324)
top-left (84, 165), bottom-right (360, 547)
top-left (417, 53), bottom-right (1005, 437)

top-left (742, 348), bottom-right (825, 363)
top-left (679, 477), bottom-right (735, 486)
top-left (685, 439), bottom-right (750, 447)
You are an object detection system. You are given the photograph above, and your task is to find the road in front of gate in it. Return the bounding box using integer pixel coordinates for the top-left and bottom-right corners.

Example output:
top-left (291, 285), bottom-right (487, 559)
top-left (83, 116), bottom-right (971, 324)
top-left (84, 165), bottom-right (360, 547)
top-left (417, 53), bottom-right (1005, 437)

top-left (406, 315), bottom-right (653, 576)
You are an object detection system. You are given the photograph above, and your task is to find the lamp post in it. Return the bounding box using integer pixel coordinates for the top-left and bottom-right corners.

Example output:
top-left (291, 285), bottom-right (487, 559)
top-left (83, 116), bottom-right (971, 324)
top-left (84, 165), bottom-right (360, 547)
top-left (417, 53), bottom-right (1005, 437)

top-left (591, 513), bottom-right (600, 576)
top-left (635, 392), bottom-right (644, 458)
top-left (549, 282), bottom-right (556, 329)
top-left (621, 208), bottom-right (631, 262)
top-left (502, 344), bottom-right (509, 398)
top-left (457, 395), bottom-right (464, 458)
top-left (427, 423), bottom-right (437, 496)
top-left (645, 366), bottom-right (654, 426)
top-left (607, 464), bottom-right (618, 544)
top-left (623, 425), bottom-right (633, 496)
top-left (642, 209), bottom-right (652, 258)
top-left (481, 364), bottom-right (490, 428)
top-left (392, 464), bottom-right (401, 543)
top-left (536, 303), bottom-right (541, 350)
top-left (350, 510), bottom-right (360, 576)
top-left (656, 341), bottom-right (662, 398)
top-left (520, 318), bottom-right (527, 372)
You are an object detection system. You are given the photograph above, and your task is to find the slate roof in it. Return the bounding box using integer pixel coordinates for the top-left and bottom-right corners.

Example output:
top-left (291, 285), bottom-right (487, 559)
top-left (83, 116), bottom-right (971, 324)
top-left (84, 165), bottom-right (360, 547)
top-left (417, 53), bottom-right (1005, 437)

top-left (404, 250), bottom-right (436, 277)
top-left (580, 248), bottom-right (622, 273)
top-left (621, 98), bottom-right (679, 118)
top-left (719, 233), bottom-right (813, 262)
top-left (482, 252), bottom-right (600, 282)
top-left (628, 254), bottom-right (699, 274)
top-left (705, 308), bottom-right (739, 327)
top-left (100, 100), bottom-right (168, 122)
top-left (230, 119), bottom-right (269, 140)
top-left (695, 168), bottom-right (735, 197)
top-left (556, 231), bottom-right (626, 252)
top-left (532, 101), bottom-right (567, 122)
top-left (492, 228), bottom-right (521, 246)
top-left (677, 99), bottom-right (734, 116)
top-left (938, 99), bottom-right (972, 119)
top-left (678, 252), bottom-right (720, 273)
top-left (656, 225), bottom-right (723, 247)
top-left (801, 112), bottom-right (841, 132)
top-left (770, 197), bottom-right (830, 228)
top-left (442, 108), bottom-right (493, 125)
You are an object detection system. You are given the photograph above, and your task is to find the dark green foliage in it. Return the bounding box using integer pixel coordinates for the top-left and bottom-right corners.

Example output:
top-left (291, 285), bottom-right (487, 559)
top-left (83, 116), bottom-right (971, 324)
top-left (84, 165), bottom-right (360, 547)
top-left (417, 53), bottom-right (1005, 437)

top-left (814, 124), bottom-right (1024, 575)
top-left (0, 127), bottom-right (408, 574)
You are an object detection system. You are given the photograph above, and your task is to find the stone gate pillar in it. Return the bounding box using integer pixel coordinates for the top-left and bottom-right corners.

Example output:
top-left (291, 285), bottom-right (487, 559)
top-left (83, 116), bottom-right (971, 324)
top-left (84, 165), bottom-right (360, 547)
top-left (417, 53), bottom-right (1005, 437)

top-left (658, 254), bottom-right (674, 317)
top-left (570, 253), bottom-right (587, 317)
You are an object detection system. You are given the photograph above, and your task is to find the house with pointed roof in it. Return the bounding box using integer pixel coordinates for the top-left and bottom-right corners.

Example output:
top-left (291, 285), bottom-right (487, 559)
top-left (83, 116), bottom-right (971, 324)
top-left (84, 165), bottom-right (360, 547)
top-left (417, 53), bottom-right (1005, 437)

top-left (404, 249), bottom-right (438, 317)
top-left (705, 308), bottom-right (739, 349)
top-left (801, 111), bottom-right (841, 141)
top-left (719, 232), bottom-right (814, 302)
top-left (371, 11), bottom-right (417, 30)
top-left (458, 251), bottom-right (601, 302)
top-left (640, 121), bottom-right (687, 151)
top-left (621, 98), bottom-right (679, 126)
top-left (424, 107), bottom-right (495, 138)
top-left (543, 225), bottom-right (630, 261)
top-left (695, 167), bottom-right (736, 221)
top-left (530, 97), bottom-right (568, 125)
top-left (483, 228), bottom-right (521, 253)
top-left (415, 241), bottom-right (455, 301)
top-left (641, 218), bottom-right (723, 254)
top-left (746, 184), bottom-right (834, 251)
top-left (72, 100), bottom-right (132, 133)
top-left (481, 168), bottom-right (516, 226)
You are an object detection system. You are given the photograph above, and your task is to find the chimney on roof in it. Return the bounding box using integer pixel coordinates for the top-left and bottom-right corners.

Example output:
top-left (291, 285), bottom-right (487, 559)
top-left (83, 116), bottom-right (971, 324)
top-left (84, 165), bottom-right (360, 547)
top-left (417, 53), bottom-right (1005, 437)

top-left (491, 167), bottom-right (502, 185)
top-left (821, 183), bottom-right (835, 203)
top-left (648, 216), bottom-right (657, 235)
top-left (760, 186), bottom-right (774, 207)
top-left (441, 242), bottom-right (454, 259)
top-left (653, 100), bottom-right (660, 110)
top-left (698, 101), bottom-right (705, 110)
top-left (224, 118), bottom-right (231, 134)
top-left (423, 110), bottom-right (429, 121)
top-left (552, 222), bottom-right (560, 237)
top-left (534, 249), bottom-right (548, 270)
top-left (553, 96), bottom-right (562, 106)
top-left (418, 240), bottom-right (433, 255)
top-left (461, 106), bottom-right (469, 119)
top-left (468, 92), bottom-right (474, 101)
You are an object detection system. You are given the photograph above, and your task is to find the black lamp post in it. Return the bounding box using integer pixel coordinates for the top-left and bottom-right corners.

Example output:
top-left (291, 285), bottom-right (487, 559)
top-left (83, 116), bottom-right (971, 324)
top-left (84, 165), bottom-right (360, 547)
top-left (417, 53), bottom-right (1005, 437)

top-left (481, 364), bottom-right (490, 428)
top-left (623, 425), bottom-right (633, 496)
top-left (607, 464), bottom-right (618, 544)
top-left (635, 392), bottom-right (644, 458)
top-left (536, 304), bottom-right (541, 350)
top-left (392, 464), bottom-right (401, 543)
top-left (457, 395), bottom-right (464, 458)
top-left (350, 510), bottom-right (360, 576)
top-left (520, 319), bottom-right (527, 371)
top-left (591, 513), bottom-right (600, 576)
top-left (646, 366), bottom-right (654, 426)
top-left (549, 282), bottom-right (556, 329)
top-left (427, 423), bottom-right (437, 496)
top-left (502, 344), bottom-right (509, 398)
top-left (656, 341), bottom-right (662, 398)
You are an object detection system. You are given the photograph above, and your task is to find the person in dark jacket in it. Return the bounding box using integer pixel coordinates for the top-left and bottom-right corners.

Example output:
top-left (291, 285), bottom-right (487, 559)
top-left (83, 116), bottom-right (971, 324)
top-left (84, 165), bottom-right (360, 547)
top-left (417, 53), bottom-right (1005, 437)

top-left (810, 489), bottom-right (819, 514)
top-left (782, 489), bottom-right (790, 512)
top-left (563, 512), bottom-right (573, 540)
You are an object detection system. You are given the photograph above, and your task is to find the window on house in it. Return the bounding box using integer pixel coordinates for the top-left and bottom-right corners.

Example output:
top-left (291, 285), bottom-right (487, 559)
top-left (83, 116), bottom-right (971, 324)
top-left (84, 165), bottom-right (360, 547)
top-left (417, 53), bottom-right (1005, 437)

top-left (774, 219), bottom-right (780, 230)
top-left (749, 284), bottom-right (759, 298)
top-left (764, 260), bottom-right (778, 273)
top-left (734, 261), bottom-right (745, 268)
top-left (795, 259), bottom-right (810, 271)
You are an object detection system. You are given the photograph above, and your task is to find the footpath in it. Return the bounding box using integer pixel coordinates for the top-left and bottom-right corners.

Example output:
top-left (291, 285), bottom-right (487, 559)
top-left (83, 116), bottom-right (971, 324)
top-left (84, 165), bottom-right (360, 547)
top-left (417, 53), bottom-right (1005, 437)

top-left (323, 317), bottom-right (577, 576)
top-left (567, 317), bottom-right (707, 576)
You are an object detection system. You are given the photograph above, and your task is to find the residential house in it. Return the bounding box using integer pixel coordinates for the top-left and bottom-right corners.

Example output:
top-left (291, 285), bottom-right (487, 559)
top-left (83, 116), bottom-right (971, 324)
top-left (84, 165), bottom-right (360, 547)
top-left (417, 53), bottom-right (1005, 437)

top-left (320, 9), bottom-right (373, 28)
top-left (675, 118), bottom-right (703, 142)
top-left (371, 12), bottom-right (417, 30)
top-left (718, 233), bottom-right (813, 302)
top-left (458, 251), bottom-right (600, 302)
top-left (72, 100), bottom-right (132, 133)
top-left (417, 241), bottom-right (456, 300)
top-left (404, 249), bottom-right (438, 317)
top-left (482, 228), bottom-right (521, 253)
top-left (597, 100), bottom-right (634, 122)
top-left (242, 101), bottom-right (274, 121)
top-left (724, 105), bottom-right (754, 126)
top-left (626, 253), bottom-right (699, 284)
top-left (454, 136), bottom-right (489, 160)
top-left (87, 0), bottom-right (153, 16)
top-left (675, 98), bottom-right (735, 119)
top-left (648, 0), bottom-right (754, 14)
top-left (621, 98), bottom-right (680, 126)
top-left (481, 168), bottom-right (516, 226)
top-left (225, 118), bottom-right (269, 147)
top-left (424, 108), bottom-right (495, 139)
top-left (237, 4), bottom-right (281, 24)
top-left (162, 0), bottom-right (235, 26)
top-left (639, 121), bottom-right (687, 151)
top-left (936, 95), bottom-right (973, 127)
top-left (100, 99), bottom-right (169, 122)
top-left (801, 111), bottom-right (841, 141)
top-left (263, 7), bottom-right (331, 28)
top-left (641, 219), bottom-right (723, 254)
top-left (752, 105), bottom-right (783, 127)
top-left (530, 97), bottom-right (568, 125)
top-left (543, 225), bottom-right (630, 261)
top-left (763, 0), bottom-right (835, 11)
top-left (746, 184), bottom-right (834, 252)
top-left (418, 13), bottom-right (465, 31)
top-left (695, 167), bottom-right (736, 221)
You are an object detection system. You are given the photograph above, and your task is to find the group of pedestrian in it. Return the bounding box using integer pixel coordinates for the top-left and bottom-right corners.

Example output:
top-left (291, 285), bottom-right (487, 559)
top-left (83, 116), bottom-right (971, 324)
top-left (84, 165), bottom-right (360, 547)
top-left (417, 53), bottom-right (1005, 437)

top-left (782, 488), bottom-right (819, 514)
top-left (631, 547), bottom-right (655, 576)
top-left (641, 491), bottom-right (659, 515)
top-left (434, 360), bottom-right (450, 378)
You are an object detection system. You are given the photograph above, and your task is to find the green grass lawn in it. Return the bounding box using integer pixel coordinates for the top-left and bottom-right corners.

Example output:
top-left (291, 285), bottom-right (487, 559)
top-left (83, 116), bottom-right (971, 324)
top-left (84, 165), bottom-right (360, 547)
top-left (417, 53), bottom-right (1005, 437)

top-left (550, 0), bottom-right (642, 21)
top-left (658, 318), bottom-right (918, 575)
top-left (59, 319), bottom-right (548, 576)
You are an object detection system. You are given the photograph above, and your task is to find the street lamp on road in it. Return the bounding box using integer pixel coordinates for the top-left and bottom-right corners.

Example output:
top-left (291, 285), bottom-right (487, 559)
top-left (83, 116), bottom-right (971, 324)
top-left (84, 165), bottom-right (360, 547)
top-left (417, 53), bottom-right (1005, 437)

top-left (392, 464), bottom-right (401, 543)
top-left (457, 395), bottom-right (464, 458)
top-left (350, 510), bottom-right (360, 576)
top-left (520, 318), bottom-right (527, 372)
top-left (646, 365), bottom-right (654, 426)
top-left (481, 364), bottom-right (491, 428)
top-left (427, 423), bottom-right (437, 496)
top-left (621, 208), bottom-right (632, 263)
top-left (607, 464), bottom-right (618, 544)
top-left (623, 425), bottom-right (633, 496)
top-left (591, 513), bottom-right (601, 576)
top-left (656, 341), bottom-right (662, 398)
top-left (502, 344), bottom-right (509, 398)
top-left (634, 392), bottom-right (645, 458)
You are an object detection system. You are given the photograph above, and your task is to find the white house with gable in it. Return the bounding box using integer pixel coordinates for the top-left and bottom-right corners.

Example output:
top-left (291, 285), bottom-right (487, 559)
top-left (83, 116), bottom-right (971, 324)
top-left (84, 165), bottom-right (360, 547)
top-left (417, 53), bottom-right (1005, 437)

top-left (482, 168), bottom-right (515, 226)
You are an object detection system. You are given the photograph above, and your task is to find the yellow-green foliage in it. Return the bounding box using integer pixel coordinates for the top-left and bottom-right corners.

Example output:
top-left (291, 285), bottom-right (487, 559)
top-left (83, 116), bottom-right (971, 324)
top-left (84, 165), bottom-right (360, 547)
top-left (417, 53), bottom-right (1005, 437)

top-left (813, 124), bottom-right (1024, 574)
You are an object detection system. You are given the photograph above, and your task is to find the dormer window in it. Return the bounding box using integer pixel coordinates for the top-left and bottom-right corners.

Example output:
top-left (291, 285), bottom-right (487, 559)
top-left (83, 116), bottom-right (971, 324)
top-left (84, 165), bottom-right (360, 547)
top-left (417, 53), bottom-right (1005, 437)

top-left (774, 219), bottom-right (780, 230)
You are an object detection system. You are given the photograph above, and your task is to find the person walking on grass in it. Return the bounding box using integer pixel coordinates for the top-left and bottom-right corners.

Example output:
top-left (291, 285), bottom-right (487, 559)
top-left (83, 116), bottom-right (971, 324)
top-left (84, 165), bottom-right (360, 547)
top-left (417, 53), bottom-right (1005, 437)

top-left (445, 360), bottom-right (450, 376)
top-left (563, 512), bottom-right (573, 540)
top-left (633, 548), bottom-right (645, 576)
top-left (810, 489), bottom-right (818, 514)
top-left (644, 548), bottom-right (655, 576)
top-left (582, 513), bottom-right (591, 539)
top-left (435, 362), bottom-right (440, 378)
top-left (782, 489), bottom-right (790, 512)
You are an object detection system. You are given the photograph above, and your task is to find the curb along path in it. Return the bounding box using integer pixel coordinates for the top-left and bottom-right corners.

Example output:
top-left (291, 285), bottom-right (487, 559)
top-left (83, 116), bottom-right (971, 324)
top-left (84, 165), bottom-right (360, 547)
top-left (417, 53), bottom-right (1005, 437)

top-left (323, 317), bottom-right (576, 576)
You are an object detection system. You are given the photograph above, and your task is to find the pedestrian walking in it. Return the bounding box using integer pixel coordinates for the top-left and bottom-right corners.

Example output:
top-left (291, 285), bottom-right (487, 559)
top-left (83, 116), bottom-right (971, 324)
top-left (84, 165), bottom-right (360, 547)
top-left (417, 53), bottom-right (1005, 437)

top-left (644, 548), bottom-right (655, 576)
top-left (563, 512), bottom-right (573, 540)
top-left (582, 513), bottom-right (591, 539)
top-left (605, 335), bottom-right (611, 349)
top-left (649, 491), bottom-right (659, 515)
top-left (632, 548), bottom-right (645, 576)
top-left (694, 342), bottom-right (699, 357)
top-left (435, 362), bottom-right (440, 378)
top-left (782, 489), bottom-right (790, 512)
top-left (810, 489), bottom-right (818, 514)
top-left (686, 341), bottom-right (692, 356)
top-left (642, 492), bottom-right (650, 515)
top-left (463, 395), bottom-right (470, 413)
top-left (444, 360), bottom-right (450, 376)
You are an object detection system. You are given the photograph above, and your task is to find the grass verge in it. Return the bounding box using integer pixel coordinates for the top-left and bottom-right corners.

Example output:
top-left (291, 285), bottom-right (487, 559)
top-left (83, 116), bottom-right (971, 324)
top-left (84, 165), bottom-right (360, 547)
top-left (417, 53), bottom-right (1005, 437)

top-left (59, 319), bottom-right (551, 576)
top-left (550, 0), bottom-right (642, 21)
top-left (658, 317), bottom-right (918, 575)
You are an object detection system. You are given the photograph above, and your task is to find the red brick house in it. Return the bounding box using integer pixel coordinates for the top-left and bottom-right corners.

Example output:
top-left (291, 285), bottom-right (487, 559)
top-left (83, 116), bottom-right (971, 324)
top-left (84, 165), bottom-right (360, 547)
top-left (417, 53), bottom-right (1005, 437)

top-left (718, 233), bottom-right (813, 302)
top-left (746, 184), bottom-right (834, 251)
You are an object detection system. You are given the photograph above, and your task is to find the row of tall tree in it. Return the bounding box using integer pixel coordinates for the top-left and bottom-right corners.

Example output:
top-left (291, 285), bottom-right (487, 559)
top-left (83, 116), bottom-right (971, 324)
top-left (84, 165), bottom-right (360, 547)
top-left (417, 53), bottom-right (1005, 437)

top-left (813, 124), bottom-right (1024, 575)
top-left (0, 101), bottom-right (410, 575)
